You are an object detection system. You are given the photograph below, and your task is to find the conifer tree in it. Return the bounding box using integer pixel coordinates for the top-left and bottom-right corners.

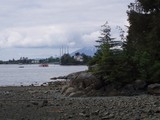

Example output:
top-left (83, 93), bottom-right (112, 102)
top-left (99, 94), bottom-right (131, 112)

top-left (126, 0), bottom-right (160, 82)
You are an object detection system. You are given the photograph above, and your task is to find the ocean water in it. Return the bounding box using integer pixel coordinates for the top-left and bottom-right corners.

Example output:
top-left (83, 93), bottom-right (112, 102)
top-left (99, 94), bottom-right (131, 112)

top-left (0, 64), bottom-right (88, 86)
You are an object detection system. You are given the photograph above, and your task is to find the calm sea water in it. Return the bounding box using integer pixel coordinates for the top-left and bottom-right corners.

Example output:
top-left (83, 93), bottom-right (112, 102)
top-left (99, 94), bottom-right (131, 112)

top-left (0, 64), bottom-right (88, 86)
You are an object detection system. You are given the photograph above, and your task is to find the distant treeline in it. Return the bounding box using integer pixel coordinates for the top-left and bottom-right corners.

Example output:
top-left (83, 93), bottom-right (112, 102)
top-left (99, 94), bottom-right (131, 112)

top-left (60, 52), bottom-right (92, 65)
top-left (0, 56), bottom-right (60, 64)
top-left (0, 53), bottom-right (92, 65)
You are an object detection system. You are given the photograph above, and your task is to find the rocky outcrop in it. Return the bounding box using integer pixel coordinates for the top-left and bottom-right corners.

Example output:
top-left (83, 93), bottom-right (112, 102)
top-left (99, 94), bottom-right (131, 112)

top-left (60, 71), bottom-right (150, 97)
top-left (55, 71), bottom-right (160, 97)
top-left (50, 76), bottom-right (67, 80)
top-left (147, 83), bottom-right (160, 95)
top-left (68, 71), bottom-right (102, 90)
top-left (68, 91), bottom-right (84, 97)
top-left (63, 87), bottom-right (76, 96)
top-left (61, 71), bottom-right (102, 97)
top-left (60, 71), bottom-right (146, 97)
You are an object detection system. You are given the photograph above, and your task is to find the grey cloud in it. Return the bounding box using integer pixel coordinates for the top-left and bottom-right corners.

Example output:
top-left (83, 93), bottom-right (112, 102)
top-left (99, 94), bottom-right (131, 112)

top-left (0, 0), bottom-right (133, 28)
top-left (0, 0), bottom-right (133, 60)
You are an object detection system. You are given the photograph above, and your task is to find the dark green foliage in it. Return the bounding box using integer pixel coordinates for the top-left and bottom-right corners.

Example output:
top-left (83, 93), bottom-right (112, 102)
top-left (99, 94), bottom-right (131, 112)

top-left (126, 0), bottom-right (160, 82)
top-left (139, 0), bottom-right (160, 13)
top-left (81, 53), bottom-right (92, 64)
top-left (90, 0), bottom-right (160, 85)
top-left (47, 56), bottom-right (60, 63)
top-left (89, 49), bottom-right (102, 66)
top-left (149, 61), bottom-right (160, 83)
top-left (60, 53), bottom-right (92, 65)
top-left (89, 22), bottom-right (135, 85)
top-left (106, 53), bottom-right (136, 84)
top-left (60, 54), bottom-right (75, 65)
top-left (0, 60), bottom-right (3, 64)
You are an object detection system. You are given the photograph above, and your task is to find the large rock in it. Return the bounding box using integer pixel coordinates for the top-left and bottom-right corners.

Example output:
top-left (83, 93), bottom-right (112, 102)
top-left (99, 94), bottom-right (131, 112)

top-left (147, 83), bottom-right (160, 95)
top-left (61, 85), bottom-right (69, 94)
top-left (63, 87), bottom-right (76, 96)
top-left (61, 71), bottom-right (103, 97)
top-left (68, 91), bottom-right (84, 97)
top-left (61, 72), bottom-right (149, 97)
top-left (121, 84), bottom-right (136, 96)
top-left (68, 71), bottom-right (102, 90)
top-left (134, 79), bottom-right (146, 90)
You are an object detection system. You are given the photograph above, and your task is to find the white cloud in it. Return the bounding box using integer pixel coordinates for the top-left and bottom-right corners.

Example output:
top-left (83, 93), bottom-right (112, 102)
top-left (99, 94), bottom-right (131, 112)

top-left (0, 23), bottom-right (102, 49)
top-left (0, 24), bottom-right (98, 49)
top-left (0, 0), bottom-right (133, 60)
top-left (82, 31), bottom-right (101, 46)
top-left (0, 25), bottom-right (67, 48)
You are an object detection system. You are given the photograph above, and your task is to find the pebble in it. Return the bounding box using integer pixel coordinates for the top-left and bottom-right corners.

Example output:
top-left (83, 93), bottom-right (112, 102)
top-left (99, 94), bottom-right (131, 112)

top-left (68, 115), bottom-right (73, 119)
top-left (1, 84), bottom-right (160, 120)
top-left (79, 112), bottom-right (90, 117)
top-left (31, 102), bottom-right (39, 106)
top-left (91, 110), bottom-right (99, 115)
top-left (41, 100), bottom-right (48, 107)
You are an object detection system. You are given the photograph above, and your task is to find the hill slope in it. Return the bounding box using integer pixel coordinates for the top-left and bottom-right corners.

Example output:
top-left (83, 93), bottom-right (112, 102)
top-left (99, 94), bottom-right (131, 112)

top-left (71, 47), bottom-right (97, 56)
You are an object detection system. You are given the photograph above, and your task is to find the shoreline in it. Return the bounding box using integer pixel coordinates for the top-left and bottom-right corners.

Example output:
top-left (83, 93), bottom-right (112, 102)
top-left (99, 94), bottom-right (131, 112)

top-left (0, 64), bottom-right (88, 87)
top-left (0, 81), bottom-right (160, 120)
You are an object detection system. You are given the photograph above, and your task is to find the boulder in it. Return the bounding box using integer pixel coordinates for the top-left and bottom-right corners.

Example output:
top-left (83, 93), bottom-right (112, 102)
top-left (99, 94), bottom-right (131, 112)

top-left (60, 71), bottom-right (103, 97)
top-left (60, 72), bottom-right (149, 96)
top-left (61, 85), bottom-right (69, 94)
top-left (104, 84), bottom-right (120, 96)
top-left (134, 79), bottom-right (146, 90)
top-left (68, 91), bottom-right (84, 97)
top-left (63, 87), bottom-right (76, 96)
top-left (121, 84), bottom-right (136, 96)
top-left (69, 71), bottom-right (102, 90)
top-left (67, 72), bottom-right (82, 80)
top-left (147, 83), bottom-right (160, 95)
top-left (50, 76), bottom-right (67, 80)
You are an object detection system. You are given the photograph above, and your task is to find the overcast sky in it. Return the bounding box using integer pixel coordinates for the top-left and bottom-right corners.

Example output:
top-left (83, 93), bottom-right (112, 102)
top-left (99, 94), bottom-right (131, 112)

top-left (0, 0), bottom-right (133, 60)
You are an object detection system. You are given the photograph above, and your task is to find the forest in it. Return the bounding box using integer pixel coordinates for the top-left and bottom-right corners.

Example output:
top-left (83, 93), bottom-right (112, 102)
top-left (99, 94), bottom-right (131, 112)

top-left (89, 0), bottom-right (160, 85)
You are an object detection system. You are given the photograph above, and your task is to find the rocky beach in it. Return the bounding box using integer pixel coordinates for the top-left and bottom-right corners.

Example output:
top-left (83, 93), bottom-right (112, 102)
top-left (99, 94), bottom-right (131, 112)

top-left (0, 80), bottom-right (160, 120)
top-left (0, 0), bottom-right (159, 119)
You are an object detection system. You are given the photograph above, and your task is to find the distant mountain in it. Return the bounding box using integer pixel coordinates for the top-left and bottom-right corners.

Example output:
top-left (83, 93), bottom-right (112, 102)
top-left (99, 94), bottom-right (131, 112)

top-left (71, 46), bottom-right (97, 57)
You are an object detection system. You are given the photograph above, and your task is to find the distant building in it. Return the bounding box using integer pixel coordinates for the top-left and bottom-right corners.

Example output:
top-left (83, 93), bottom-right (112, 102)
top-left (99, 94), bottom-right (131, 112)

top-left (74, 53), bottom-right (83, 62)
top-left (31, 59), bottom-right (39, 64)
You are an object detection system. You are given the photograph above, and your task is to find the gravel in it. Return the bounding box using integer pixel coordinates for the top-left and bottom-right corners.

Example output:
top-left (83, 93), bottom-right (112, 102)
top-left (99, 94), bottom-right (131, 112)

top-left (0, 82), bottom-right (160, 120)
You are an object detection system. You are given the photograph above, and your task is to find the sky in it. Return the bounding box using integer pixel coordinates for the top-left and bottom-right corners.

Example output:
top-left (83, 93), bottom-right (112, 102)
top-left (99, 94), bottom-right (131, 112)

top-left (0, 0), bottom-right (133, 60)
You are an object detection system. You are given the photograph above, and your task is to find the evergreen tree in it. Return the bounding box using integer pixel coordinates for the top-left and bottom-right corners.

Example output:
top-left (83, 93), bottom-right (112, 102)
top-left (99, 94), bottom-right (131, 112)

top-left (90, 22), bottom-right (134, 84)
top-left (126, 0), bottom-right (160, 82)
top-left (89, 0), bottom-right (160, 85)
top-left (60, 54), bottom-right (74, 65)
